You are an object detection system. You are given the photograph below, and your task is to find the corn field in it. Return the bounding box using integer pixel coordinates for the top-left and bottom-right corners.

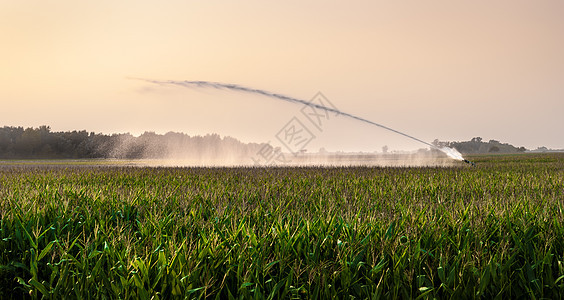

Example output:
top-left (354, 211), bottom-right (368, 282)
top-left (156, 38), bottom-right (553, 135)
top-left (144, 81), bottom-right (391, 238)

top-left (1, 153), bottom-right (563, 299)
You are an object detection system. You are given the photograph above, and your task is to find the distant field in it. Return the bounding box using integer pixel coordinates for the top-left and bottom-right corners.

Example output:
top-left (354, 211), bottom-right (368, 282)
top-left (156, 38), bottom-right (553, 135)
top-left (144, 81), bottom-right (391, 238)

top-left (1, 153), bottom-right (563, 298)
top-left (0, 159), bottom-right (141, 167)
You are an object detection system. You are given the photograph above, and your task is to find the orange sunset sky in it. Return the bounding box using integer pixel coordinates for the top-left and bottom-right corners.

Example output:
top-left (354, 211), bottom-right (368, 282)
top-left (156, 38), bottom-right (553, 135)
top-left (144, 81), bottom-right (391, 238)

top-left (1, 1), bottom-right (563, 151)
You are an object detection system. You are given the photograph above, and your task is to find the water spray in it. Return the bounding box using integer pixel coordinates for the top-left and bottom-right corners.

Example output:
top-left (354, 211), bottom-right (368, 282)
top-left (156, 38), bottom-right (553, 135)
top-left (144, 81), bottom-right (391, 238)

top-left (134, 78), bottom-right (474, 165)
top-left (440, 146), bottom-right (475, 166)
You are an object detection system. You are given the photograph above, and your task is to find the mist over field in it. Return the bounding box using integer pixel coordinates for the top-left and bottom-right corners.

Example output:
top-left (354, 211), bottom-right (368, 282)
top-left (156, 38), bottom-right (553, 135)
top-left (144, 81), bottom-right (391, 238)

top-left (0, 126), bottom-right (465, 167)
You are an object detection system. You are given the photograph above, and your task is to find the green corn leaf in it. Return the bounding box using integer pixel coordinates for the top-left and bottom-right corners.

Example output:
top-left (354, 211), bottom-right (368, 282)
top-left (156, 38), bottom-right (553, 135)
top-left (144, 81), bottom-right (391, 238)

top-left (38, 240), bottom-right (57, 261)
top-left (29, 278), bottom-right (50, 296)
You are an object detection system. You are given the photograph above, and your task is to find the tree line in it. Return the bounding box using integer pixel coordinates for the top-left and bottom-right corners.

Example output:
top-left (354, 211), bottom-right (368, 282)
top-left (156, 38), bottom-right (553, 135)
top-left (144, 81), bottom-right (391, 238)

top-left (433, 137), bottom-right (527, 154)
top-left (0, 126), bottom-right (267, 159)
top-left (0, 126), bottom-right (530, 159)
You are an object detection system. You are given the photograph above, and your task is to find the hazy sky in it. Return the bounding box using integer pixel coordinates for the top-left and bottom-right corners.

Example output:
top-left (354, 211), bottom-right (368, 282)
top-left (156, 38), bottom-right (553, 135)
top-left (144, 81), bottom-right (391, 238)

top-left (2, 1), bottom-right (563, 151)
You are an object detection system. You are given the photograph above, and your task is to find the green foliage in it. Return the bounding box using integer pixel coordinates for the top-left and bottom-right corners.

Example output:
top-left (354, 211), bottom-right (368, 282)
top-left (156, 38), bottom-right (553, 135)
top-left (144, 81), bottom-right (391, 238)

top-left (0, 153), bottom-right (563, 298)
top-left (437, 137), bottom-right (529, 154)
top-left (0, 126), bottom-right (265, 160)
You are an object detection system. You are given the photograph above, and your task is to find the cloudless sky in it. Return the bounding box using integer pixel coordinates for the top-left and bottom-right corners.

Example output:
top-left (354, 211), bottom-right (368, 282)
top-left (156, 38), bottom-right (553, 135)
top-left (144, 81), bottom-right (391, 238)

top-left (1, 1), bottom-right (563, 151)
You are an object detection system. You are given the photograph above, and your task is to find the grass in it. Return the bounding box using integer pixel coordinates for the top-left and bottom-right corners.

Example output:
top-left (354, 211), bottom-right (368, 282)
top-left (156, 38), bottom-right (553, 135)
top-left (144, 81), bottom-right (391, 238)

top-left (0, 153), bottom-right (563, 299)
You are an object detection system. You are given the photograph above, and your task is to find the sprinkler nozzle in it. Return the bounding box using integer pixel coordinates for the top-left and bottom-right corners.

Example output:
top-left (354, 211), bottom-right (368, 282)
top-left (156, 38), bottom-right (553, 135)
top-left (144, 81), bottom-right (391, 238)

top-left (463, 159), bottom-right (476, 167)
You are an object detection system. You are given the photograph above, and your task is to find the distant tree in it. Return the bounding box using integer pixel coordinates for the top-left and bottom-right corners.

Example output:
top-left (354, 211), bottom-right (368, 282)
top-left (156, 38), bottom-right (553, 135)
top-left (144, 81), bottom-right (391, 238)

top-left (382, 145), bottom-right (388, 154)
top-left (433, 139), bottom-right (450, 148)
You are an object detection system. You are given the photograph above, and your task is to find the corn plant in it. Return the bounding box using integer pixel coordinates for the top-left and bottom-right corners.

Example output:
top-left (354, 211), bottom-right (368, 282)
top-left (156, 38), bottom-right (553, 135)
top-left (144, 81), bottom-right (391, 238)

top-left (0, 153), bottom-right (562, 298)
